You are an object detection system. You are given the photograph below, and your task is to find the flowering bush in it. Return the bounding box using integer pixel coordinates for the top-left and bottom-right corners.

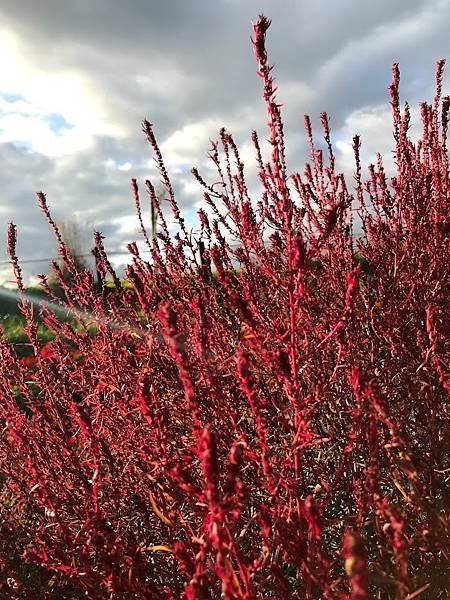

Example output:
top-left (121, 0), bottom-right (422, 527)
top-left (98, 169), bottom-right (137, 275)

top-left (0, 15), bottom-right (449, 599)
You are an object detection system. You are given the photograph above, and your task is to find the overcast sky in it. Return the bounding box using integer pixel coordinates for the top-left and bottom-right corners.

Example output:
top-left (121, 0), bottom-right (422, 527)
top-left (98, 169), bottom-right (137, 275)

top-left (0, 0), bottom-right (449, 284)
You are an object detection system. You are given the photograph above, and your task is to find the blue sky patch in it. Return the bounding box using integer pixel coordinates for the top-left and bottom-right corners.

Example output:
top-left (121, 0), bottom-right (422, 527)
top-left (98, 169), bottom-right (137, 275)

top-left (45, 113), bottom-right (74, 134)
top-left (2, 93), bottom-right (23, 103)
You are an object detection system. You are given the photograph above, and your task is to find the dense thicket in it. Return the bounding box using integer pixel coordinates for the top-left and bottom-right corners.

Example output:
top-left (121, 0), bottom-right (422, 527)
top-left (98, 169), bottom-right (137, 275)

top-left (0, 15), bottom-right (448, 599)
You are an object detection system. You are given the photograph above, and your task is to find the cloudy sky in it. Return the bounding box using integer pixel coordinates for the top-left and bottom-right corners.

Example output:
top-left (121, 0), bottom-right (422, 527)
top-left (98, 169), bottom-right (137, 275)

top-left (0, 0), bottom-right (449, 284)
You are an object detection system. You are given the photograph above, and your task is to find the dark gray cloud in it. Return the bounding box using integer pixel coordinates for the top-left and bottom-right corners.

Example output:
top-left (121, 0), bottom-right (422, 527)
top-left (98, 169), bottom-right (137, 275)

top-left (0, 0), bottom-right (449, 283)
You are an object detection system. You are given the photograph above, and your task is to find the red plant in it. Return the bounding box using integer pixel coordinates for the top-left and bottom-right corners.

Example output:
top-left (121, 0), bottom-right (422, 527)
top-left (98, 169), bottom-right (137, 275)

top-left (0, 14), bottom-right (448, 599)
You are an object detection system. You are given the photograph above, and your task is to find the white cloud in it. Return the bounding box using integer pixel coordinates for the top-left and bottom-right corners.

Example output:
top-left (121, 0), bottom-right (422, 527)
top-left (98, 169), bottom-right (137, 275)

top-left (0, 27), bottom-right (123, 158)
top-left (318, 1), bottom-right (448, 85)
top-left (334, 102), bottom-right (424, 178)
top-left (334, 105), bottom-right (395, 176)
top-left (160, 118), bottom-right (226, 168)
top-left (110, 214), bottom-right (139, 236)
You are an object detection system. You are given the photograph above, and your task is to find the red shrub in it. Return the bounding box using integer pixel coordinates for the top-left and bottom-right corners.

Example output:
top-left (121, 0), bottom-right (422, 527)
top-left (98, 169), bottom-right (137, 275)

top-left (0, 15), bottom-right (448, 599)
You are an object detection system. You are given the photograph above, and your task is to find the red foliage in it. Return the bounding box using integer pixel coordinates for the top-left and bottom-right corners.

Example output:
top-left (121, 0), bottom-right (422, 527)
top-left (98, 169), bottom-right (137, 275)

top-left (0, 14), bottom-right (449, 599)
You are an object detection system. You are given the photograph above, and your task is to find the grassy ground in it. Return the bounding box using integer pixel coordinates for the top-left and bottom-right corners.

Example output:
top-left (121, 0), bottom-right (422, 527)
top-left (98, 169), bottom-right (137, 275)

top-left (0, 284), bottom-right (60, 352)
top-left (0, 280), bottom-right (130, 354)
top-left (0, 314), bottom-right (56, 356)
